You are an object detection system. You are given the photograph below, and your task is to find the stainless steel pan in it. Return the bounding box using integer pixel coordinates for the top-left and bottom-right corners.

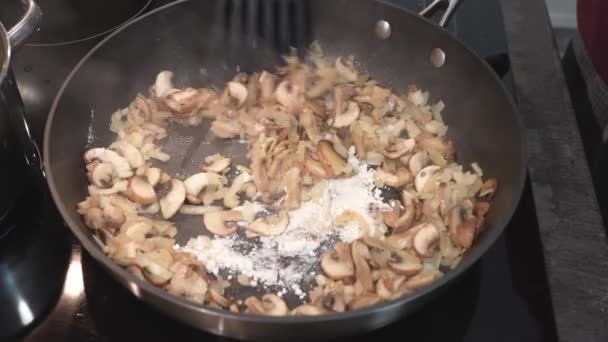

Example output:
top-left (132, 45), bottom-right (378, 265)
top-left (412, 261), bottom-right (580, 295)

top-left (43, 0), bottom-right (526, 339)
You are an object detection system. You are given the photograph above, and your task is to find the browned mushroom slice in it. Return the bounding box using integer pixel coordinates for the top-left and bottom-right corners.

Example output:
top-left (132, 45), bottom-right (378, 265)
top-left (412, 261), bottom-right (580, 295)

top-left (84, 207), bottom-right (105, 231)
top-left (299, 108), bottom-right (322, 144)
top-left (479, 177), bottom-right (498, 199)
top-left (135, 250), bottom-right (174, 286)
top-left (350, 121), bottom-right (366, 159)
top-left (247, 210), bottom-right (289, 236)
top-left (126, 176), bottom-right (158, 205)
top-left (321, 242), bottom-right (355, 280)
top-left (408, 151), bottom-right (428, 176)
top-left (159, 179), bottom-right (186, 219)
top-left (292, 304), bottom-right (328, 316)
top-left (402, 271), bottom-right (440, 290)
top-left (383, 139), bottom-right (415, 159)
top-left (347, 294), bottom-right (381, 310)
top-left (351, 241), bottom-right (374, 293)
top-left (245, 294), bottom-right (288, 316)
top-left (224, 172), bottom-right (252, 208)
top-left (102, 204), bottom-right (125, 230)
top-left (392, 205), bottom-right (416, 234)
top-left (447, 205), bottom-right (477, 248)
top-left (316, 291), bottom-right (346, 312)
top-left (283, 167), bottom-right (302, 210)
top-left (386, 223), bottom-right (424, 250)
top-left (183, 172), bottom-right (221, 199)
top-left (376, 276), bottom-right (407, 300)
top-left (275, 80), bottom-right (303, 113)
top-left (382, 200), bottom-right (402, 228)
top-left (317, 140), bottom-right (352, 177)
top-left (387, 250), bottom-right (422, 275)
top-left (304, 153), bottom-right (329, 178)
top-left (91, 162), bottom-right (114, 188)
top-left (167, 264), bottom-right (208, 304)
top-left (413, 223), bottom-right (440, 257)
top-left (208, 287), bottom-right (231, 308)
top-left (203, 210), bottom-right (242, 236)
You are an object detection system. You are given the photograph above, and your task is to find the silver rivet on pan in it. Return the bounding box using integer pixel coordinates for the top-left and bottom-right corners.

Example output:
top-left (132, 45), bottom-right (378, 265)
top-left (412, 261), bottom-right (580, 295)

top-left (375, 20), bottom-right (391, 40)
top-left (430, 48), bottom-right (446, 68)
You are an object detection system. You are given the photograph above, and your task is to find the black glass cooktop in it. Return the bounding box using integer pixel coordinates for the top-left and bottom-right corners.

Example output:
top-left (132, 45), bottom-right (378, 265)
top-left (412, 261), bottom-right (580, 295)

top-left (1, 0), bottom-right (558, 341)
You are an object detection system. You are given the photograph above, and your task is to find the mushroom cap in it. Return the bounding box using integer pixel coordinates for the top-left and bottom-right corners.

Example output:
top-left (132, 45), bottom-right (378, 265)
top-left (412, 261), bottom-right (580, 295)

top-left (246, 210), bottom-right (289, 236)
top-left (159, 179), bottom-right (186, 219)
top-left (203, 210), bottom-right (242, 236)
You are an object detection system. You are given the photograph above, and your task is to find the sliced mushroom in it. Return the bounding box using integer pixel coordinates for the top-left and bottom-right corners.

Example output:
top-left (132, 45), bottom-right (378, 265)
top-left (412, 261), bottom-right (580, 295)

top-left (135, 250), bottom-right (174, 286)
top-left (179, 205), bottom-right (222, 216)
top-left (154, 70), bottom-right (174, 97)
top-left (448, 205), bottom-right (477, 249)
top-left (208, 288), bottom-right (231, 308)
top-left (299, 108), bottom-right (322, 144)
top-left (382, 200), bottom-right (402, 228)
top-left (321, 242), bottom-right (355, 280)
top-left (335, 56), bottom-right (358, 82)
top-left (304, 153), bottom-right (329, 178)
top-left (408, 151), bottom-right (428, 176)
top-left (402, 271), bottom-right (440, 290)
top-left (164, 88), bottom-right (203, 114)
top-left (283, 167), bottom-right (301, 210)
top-left (88, 180), bottom-right (128, 196)
top-left (383, 139), bottom-right (415, 159)
top-left (245, 294), bottom-right (288, 316)
top-left (203, 210), bottom-right (242, 236)
top-left (376, 276), bottom-right (407, 300)
top-left (227, 81), bottom-right (248, 107)
top-left (201, 155), bottom-right (231, 173)
top-left (126, 176), bottom-right (158, 205)
top-left (333, 101), bottom-right (360, 128)
top-left (350, 121), bottom-right (366, 159)
top-left (387, 250), bottom-right (422, 275)
top-left (317, 140), bottom-right (352, 177)
top-left (247, 210), bottom-right (289, 236)
top-left (110, 141), bottom-right (144, 169)
top-left (316, 291), bottom-right (346, 312)
top-left (351, 241), bottom-right (374, 293)
top-left (184, 172), bottom-right (222, 198)
top-left (347, 294), bottom-right (381, 310)
top-left (145, 167), bottom-right (163, 187)
top-left (413, 223), bottom-right (440, 257)
top-left (414, 165), bottom-right (441, 193)
top-left (102, 204), bottom-right (125, 229)
top-left (159, 179), bottom-right (186, 219)
top-left (224, 172), bottom-right (252, 208)
top-left (393, 205), bottom-right (416, 234)
top-left (91, 162), bottom-right (114, 188)
top-left (210, 119), bottom-right (241, 139)
top-left (84, 148), bottom-right (133, 178)
top-left (479, 177), bottom-right (498, 199)
top-left (292, 304), bottom-right (327, 316)
top-left (167, 264), bottom-right (208, 304)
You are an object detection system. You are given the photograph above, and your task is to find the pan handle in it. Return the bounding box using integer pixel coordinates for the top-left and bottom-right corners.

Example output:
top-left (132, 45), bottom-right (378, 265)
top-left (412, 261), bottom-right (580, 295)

top-left (8, 0), bottom-right (42, 49)
top-left (419, 0), bottom-right (461, 28)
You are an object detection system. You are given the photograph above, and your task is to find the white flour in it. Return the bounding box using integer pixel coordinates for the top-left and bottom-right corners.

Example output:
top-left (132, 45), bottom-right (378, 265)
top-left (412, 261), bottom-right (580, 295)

top-left (177, 148), bottom-right (387, 298)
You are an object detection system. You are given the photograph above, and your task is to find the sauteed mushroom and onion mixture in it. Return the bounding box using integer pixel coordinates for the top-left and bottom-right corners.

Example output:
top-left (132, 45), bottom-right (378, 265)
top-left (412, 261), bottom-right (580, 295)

top-left (77, 47), bottom-right (497, 316)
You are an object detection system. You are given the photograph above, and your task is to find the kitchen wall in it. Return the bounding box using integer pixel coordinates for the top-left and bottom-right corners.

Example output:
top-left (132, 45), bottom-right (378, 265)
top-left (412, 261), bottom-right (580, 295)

top-left (546, 0), bottom-right (577, 28)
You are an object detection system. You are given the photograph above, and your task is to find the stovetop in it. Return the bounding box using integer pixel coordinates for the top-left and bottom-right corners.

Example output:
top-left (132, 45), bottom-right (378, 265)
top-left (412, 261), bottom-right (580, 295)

top-left (0, 0), bottom-right (558, 341)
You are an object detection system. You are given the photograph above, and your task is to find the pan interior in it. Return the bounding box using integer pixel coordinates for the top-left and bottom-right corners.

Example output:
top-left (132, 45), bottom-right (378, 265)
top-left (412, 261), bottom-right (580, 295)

top-left (45, 0), bottom-right (524, 324)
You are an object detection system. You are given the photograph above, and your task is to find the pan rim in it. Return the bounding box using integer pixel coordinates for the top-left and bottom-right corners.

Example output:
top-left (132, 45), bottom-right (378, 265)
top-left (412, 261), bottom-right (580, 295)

top-left (43, 0), bottom-right (527, 329)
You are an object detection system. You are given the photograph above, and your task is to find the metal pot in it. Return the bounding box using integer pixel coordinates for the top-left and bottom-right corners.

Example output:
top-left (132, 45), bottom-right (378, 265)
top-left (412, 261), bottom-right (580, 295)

top-left (0, 0), bottom-right (42, 228)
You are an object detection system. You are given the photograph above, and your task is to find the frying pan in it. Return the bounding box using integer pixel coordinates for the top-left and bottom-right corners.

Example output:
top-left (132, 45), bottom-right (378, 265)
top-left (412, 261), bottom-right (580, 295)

top-left (43, 0), bottom-right (526, 339)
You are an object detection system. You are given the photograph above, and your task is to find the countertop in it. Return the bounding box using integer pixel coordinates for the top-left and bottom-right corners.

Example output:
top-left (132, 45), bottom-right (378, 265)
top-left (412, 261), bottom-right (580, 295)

top-left (498, 0), bottom-right (608, 341)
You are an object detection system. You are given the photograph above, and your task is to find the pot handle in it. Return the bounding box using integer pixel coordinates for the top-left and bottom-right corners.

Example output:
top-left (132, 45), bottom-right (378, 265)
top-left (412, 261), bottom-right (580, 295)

top-left (2, 0), bottom-right (44, 178)
top-left (419, 0), bottom-right (461, 28)
top-left (8, 0), bottom-right (42, 49)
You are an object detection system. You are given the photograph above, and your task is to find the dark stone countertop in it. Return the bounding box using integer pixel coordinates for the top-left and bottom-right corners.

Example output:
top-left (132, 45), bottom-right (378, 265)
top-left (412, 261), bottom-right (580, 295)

top-left (498, 1), bottom-right (608, 341)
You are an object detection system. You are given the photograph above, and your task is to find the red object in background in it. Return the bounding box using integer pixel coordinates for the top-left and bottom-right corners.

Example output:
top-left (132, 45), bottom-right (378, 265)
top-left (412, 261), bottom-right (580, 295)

top-left (578, 0), bottom-right (608, 85)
